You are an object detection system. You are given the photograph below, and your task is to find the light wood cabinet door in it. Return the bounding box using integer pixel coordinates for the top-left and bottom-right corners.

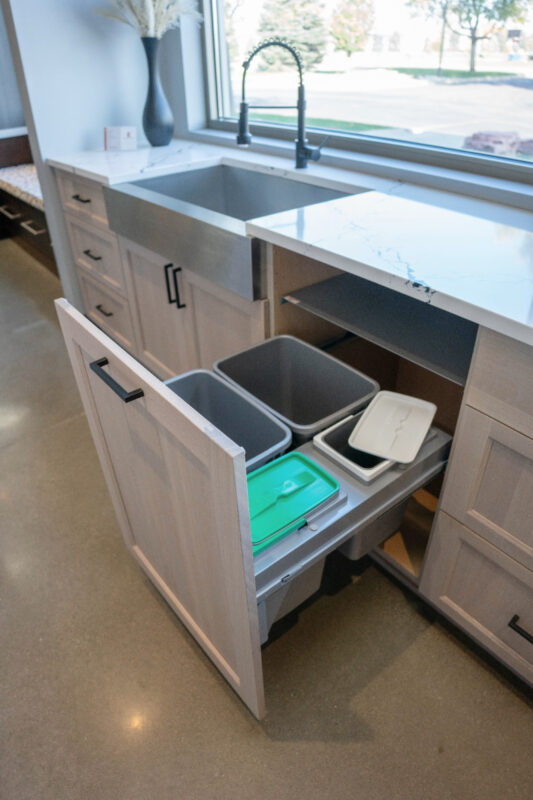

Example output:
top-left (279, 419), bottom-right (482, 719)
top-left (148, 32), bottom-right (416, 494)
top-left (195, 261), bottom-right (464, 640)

top-left (56, 170), bottom-right (109, 229)
top-left (120, 238), bottom-right (199, 379)
top-left (65, 213), bottom-right (125, 295)
top-left (440, 406), bottom-right (533, 570)
top-left (184, 269), bottom-right (268, 369)
top-left (55, 299), bottom-right (265, 719)
top-left (77, 268), bottom-right (137, 355)
top-left (420, 512), bottom-right (533, 684)
top-left (465, 327), bottom-right (533, 439)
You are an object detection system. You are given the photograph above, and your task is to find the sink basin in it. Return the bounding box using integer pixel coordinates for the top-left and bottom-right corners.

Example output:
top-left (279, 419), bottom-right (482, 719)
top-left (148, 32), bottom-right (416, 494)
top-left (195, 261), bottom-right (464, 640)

top-left (104, 163), bottom-right (366, 300)
top-left (127, 164), bottom-right (350, 221)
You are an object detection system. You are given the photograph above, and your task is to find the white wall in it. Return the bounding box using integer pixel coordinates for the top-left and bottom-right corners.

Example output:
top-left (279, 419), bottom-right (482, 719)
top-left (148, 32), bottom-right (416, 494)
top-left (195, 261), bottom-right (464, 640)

top-left (0, 3), bottom-right (24, 129)
top-left (0, 0), bottom-right (194, 304)
top-left (4, 0), bottom-right (150, 155)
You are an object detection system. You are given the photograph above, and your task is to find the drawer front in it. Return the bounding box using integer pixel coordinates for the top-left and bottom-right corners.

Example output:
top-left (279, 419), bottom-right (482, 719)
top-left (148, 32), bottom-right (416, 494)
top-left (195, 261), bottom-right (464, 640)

top-left (420, 512), bottom-right (533, 684)
top-left (78, 269), bottom-right (136, 354)
top-left (466, 327), bottom-right (533, 439)
top-left (66, 214), bottom-right (124, 293)
top-left (0, 189), bottom-right (26, 229)
top-left (57, 171), bottom-right (108, 228)
top-left (441, 406), bottom-right (533, 570)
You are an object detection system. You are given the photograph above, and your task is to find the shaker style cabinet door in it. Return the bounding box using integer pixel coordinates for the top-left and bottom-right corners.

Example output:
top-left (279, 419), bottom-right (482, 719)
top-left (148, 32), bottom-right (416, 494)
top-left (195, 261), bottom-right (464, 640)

top-left (183, 269), bottom-right (268, 368)
top-left (420, 512), bottom-right (533, 684)
top-left (120, 238), bottom-right (199, 379)
top-left (55, 299), bottom-right (265, 719)
top-left (440, 405), bottom-right (533, 571)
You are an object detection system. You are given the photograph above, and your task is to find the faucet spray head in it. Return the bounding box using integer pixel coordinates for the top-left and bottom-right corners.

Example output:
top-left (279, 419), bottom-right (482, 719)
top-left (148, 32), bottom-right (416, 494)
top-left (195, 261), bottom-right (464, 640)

top-left (236, 102), bottom-right (252, 146)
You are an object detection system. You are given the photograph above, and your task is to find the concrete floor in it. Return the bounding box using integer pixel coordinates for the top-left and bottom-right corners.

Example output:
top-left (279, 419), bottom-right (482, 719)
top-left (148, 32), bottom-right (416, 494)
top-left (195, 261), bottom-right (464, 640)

top-left (1, 239), bottom-right (532, 800)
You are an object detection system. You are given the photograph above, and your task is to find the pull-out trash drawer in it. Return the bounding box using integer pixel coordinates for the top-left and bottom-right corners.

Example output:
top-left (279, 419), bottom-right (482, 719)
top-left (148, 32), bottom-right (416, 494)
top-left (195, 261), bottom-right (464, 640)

top-left (255, 426), bottom-right (451, 643)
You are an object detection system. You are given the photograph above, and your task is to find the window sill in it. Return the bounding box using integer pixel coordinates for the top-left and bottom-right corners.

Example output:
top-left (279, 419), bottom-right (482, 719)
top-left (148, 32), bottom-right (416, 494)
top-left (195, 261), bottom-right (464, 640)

top-left (187, 127), bottom-right (533, 218)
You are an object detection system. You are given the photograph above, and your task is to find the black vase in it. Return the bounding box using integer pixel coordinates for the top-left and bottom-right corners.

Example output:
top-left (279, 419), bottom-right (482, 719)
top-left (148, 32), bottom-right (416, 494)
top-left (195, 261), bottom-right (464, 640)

top-left (141, 37), bottom-right (174, 147)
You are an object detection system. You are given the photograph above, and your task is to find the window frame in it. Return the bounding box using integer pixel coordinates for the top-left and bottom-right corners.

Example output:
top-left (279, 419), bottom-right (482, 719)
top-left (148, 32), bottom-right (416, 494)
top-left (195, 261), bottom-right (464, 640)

top-left (200, 0), bottom-right (533, 188)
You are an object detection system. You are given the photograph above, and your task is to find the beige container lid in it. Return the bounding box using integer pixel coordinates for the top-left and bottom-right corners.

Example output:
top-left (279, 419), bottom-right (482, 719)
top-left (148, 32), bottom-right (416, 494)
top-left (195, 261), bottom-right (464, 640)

top-left (348, 391), bottom-right (437, 464)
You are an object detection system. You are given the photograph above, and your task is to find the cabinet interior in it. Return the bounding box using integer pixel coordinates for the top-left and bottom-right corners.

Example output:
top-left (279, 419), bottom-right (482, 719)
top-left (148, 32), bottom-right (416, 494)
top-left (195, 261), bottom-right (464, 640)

top-left (270, 245), bottom-right (468, 585)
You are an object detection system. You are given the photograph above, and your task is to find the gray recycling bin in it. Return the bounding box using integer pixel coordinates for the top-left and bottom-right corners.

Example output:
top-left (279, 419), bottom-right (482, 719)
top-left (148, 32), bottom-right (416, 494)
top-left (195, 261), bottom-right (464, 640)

top-left (165, 369), bottom-right (291, 472)
top-left (214, 335), bottom-right (379, 442)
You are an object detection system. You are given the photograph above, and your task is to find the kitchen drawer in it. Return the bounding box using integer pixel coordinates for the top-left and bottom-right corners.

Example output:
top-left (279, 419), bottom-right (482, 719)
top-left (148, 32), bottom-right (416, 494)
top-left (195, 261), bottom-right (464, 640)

top-left (420, 512), bottom-right (533, 685)
top-left (441, 406), bottom-right (533, 570)
top-left (57, 299), bottom-right (452, 717)
top-left (0, 189), bottom-right (26, 234)
top-left (78, 269), bottom-right (136, 354)
top-left (66, 214), bottom-right (125, 294)
top-left (465, 327), bottom-right (533, 439)
top-left (57, 170), bottom-right (108, 228)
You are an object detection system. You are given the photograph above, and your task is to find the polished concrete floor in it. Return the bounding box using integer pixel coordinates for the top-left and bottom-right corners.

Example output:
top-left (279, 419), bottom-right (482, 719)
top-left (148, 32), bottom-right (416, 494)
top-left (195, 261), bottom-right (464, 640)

top-left (1, 240), bottom-right (532, 800)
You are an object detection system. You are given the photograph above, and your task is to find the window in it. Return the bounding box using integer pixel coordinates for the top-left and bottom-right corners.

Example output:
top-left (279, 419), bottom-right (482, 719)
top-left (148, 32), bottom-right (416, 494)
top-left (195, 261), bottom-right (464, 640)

top-left (204, 0), bottom-right (533, 178)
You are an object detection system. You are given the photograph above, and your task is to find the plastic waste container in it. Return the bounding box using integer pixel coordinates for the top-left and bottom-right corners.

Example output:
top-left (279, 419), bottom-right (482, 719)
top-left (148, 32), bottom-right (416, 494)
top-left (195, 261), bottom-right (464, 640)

top-left (214, 335), bottom-right (379, 442)
top-left (165, 369), bottom-right (291, 472)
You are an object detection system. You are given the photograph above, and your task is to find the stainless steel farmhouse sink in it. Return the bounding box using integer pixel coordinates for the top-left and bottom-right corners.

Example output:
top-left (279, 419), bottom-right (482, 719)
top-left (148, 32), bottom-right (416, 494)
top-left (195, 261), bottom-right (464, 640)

top-left (103, 163), bottom-right (365, 300)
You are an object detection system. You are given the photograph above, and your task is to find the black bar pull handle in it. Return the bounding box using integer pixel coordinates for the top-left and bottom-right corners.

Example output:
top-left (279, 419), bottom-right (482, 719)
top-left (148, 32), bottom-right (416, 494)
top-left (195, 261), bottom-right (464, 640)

top-left (172, 266), bottom-right (187, 309)
top-left (83, 248), bottom-right (102, 261)
top-left (508, 615), bottom-right (533, 645)
top-left (72, 193), bottom-right (91, 204)
top-left (89, 357), bottom-right (144, 403)
top-left (95, 304), bottom-right (113, 317)
top-left (163, 262), bottom-right (175, 304)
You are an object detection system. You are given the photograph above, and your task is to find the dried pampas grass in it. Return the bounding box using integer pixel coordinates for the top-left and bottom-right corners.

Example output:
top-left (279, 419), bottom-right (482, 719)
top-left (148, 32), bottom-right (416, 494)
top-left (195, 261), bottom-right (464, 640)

top-left (97, 0), bottom-right (202, 38)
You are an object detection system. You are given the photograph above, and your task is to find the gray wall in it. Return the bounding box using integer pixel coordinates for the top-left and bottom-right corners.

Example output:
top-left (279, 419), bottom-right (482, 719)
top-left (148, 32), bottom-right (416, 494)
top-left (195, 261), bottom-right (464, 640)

top-left (0, 3), bottom-right (24, 129)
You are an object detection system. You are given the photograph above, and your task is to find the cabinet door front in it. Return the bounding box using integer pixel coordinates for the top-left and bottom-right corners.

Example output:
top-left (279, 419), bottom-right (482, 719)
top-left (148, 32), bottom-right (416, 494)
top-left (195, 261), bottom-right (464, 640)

top-left (55, 299), bottom-right (265, 719)
top-left (441, 406), bottom-right (533, 570)
top-left (121, 239), bottom-right (199, 379)
top-left (420, 513), bottom-right (533, 684)
top-left (185, 270), bottom-right (267, 368)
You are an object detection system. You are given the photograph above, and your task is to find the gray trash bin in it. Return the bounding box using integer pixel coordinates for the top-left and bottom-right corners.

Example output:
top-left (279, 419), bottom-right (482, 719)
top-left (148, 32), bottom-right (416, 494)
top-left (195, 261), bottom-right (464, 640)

top-left (165, 369), bottom-right (291, 472)
top-left (214, 335), bottom-right (379, 442)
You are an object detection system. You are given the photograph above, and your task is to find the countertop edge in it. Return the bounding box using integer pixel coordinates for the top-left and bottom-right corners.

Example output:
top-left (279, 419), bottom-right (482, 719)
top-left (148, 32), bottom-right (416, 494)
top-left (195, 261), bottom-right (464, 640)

top-left (246, 222), bottom-right (533, 348)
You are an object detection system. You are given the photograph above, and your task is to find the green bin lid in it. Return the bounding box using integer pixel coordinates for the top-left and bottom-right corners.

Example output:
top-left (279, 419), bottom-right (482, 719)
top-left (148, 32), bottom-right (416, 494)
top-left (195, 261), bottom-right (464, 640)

top-left (247, 453), bottom-right (339, 555)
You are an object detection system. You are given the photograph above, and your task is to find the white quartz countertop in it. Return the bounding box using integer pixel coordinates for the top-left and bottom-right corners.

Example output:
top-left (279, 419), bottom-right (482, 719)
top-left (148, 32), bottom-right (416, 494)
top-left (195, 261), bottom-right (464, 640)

top-left (48, 140), bottom-right (533, 346)
top-left (247, 192), bottom-right (533, 346)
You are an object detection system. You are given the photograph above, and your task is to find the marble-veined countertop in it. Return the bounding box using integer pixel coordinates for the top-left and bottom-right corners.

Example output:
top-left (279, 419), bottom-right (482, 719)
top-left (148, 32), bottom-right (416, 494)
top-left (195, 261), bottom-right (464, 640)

top-left (247, 191), bottom-right (533, 346)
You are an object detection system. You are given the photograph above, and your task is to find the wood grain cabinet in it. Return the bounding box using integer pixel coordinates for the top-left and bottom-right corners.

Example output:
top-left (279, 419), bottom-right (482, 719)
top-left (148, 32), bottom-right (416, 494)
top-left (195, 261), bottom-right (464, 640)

top-left (119, 238), bottom-right (199, 379)
top-left (439, 406), bottom-right (533, 571)
top-left (77, 268), bottom-right (137, 354)
top-left (57, 171), bottom-right (109, 229)
top-left (420, 327), bottom-right (533, 684)
top-left (65, 213), bottom-right (126, 295)
top-left (119, 237), bottom-right (268, 379)
top-left (56, 299), bottom-right (265, 718)
top-left (184, 269), bottom-right (268, 369)
top-left (420, 512), bottom-right (533, 684)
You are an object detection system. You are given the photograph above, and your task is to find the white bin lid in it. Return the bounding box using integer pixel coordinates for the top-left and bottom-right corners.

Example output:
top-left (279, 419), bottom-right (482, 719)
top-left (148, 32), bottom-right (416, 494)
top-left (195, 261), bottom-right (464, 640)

top-left (348, 391), bottom-right (437, 464)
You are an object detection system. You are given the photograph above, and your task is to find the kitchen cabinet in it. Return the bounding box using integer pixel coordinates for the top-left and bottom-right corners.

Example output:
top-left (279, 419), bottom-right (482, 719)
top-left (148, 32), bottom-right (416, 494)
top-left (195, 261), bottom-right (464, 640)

top-left (56, 160), bottom-right (268, 380)
top-left (420, 513), bottom-right (533, 684)
top-left (119, 236), bottom-right (267, 378)
top-left (439, 406), bottom-right (533, 570)
top-left (56, 298), bottom-right (451, 717)
top-left (57, 171), bottom-right (109, 229)
top-left (119, 237), bottom-right (199, 379)
top-left (77, 268), bottom-right (137, 355)
top-left (65, 213), bottom-right (126, 295)
top-left (184, 269), bottom-right (268, 369)
top-left (53, 162), bottom-right (533, 693)
top-left (419, 326), bottom-right (533, 684)
top-left (56, 298), bottom-right (265, 718)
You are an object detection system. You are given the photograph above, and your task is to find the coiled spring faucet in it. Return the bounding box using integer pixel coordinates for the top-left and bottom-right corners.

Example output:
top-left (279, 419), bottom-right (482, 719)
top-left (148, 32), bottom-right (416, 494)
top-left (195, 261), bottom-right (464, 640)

top-left (237, 38), bottom-right (324, 169)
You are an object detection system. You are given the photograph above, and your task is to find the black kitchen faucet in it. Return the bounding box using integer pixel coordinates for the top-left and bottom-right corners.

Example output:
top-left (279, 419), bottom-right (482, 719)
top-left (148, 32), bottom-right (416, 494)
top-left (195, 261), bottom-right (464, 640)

top-left (236, 37), bottom-right (325, 169)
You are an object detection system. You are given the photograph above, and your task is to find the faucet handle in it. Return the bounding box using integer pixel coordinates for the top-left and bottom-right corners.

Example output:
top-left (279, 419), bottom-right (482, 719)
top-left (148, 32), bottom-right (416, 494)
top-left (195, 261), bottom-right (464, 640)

top-left (307, 135), bottom-right (330, 163)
